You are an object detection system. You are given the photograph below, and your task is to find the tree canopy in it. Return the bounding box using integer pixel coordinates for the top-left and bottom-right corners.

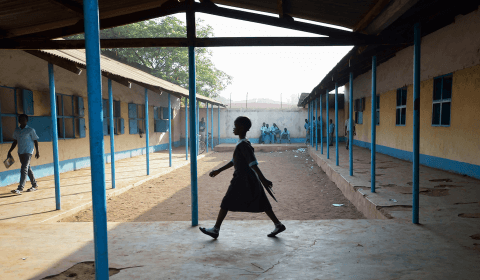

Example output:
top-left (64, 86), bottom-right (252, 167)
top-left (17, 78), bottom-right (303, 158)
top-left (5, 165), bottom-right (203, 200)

top-left (69, 17), bottom-right (232, 99)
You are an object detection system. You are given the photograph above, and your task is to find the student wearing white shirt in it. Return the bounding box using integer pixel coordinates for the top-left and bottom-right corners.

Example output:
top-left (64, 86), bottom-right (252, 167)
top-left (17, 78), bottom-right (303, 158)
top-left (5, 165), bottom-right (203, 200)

top-left (8, 114), bottom-right (40, 194)
top-left (344, 117), bottom-right (356, 150)
top-left (280, 128), bottom-right (291, 144)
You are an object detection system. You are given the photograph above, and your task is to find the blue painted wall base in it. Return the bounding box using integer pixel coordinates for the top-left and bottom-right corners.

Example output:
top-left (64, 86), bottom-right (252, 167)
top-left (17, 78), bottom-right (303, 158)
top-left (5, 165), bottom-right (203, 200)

top-left (0, 141), bottom-right (181, 187)
top-left (353, 139), bottom-right (480, 180)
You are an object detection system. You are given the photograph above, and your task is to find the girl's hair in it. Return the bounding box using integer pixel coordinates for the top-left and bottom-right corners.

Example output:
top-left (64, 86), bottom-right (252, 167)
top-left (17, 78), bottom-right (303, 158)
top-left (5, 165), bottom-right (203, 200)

top-left (235, 116), bottom-right (252, 131)
top-left (19, 114), bottom-right (28, 121)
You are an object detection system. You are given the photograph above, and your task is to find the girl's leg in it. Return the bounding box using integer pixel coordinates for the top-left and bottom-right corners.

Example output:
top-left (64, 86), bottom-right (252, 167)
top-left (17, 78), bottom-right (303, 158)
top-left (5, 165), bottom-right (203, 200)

top-left (265, 209), bottom-right (280, 224)
top-left (214, 208), bottom-right (228, 229)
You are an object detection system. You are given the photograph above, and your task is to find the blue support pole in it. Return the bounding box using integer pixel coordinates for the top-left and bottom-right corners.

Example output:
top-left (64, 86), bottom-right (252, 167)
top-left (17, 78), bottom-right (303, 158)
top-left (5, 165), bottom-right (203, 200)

top-left (206, 102), bottom-right (209, 152)
top-left (189, 48), bottom-right (198, 226)
top-left (326, 90), bottom-right (330, 159)
top-left (335, 83), bottom-right (339, 166)
top-left (311, 101), bottom-right (314, 147)
top-left (108, 79), bottom-right (115, 188)
top-left (349, 72), bottom-right (354, 176)
top-left (211, 103), bottom-right (213, 148)
top-left (197, 101), bottom-right (199, 156)
top-left (145, 88), bottom-right (150, 175)
top-left (371, 56), bottom-right (377, 192)
top-left (82, 0), bottom-right (109, 278)
top-left (185, 98), bottom-right (188, 160)
top-left (413, 23), bottom-right (421, 224)
top-left (168, 93), bottom-right (172, 167)
top-left (315, 97), bottom-right (318, 150)
top-left (320, 93), bottom-right (323, 154)
top-left (218, 105), bottom-right (220, 145)
top-left (48, 63), bottom-right (61, 210)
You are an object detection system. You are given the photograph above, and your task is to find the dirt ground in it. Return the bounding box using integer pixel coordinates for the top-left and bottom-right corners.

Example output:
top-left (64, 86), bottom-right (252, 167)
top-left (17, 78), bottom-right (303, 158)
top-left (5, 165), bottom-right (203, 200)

top-left (61, 149), bottom-right (364, 222)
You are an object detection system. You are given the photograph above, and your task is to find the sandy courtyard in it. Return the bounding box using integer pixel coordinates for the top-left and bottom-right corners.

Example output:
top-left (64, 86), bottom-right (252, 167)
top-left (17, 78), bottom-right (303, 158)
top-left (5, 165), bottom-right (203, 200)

top-left (61, 149), bottom-right (364, 222)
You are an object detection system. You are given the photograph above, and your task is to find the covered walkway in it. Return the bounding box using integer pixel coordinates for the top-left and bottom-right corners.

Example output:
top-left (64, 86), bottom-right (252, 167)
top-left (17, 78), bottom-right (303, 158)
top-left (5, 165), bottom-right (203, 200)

top-left (310, 145), bottom-right (480, 251)
top-left (0, 148), bottom-right (207, 224)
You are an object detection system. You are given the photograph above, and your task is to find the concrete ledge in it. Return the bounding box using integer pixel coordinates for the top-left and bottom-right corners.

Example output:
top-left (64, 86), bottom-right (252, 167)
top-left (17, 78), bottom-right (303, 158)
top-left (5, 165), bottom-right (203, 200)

top-left (215, 143), bottom-right (306, 153)
top-left (308, 147), bottom-right (389, 220)
top-left (39, 153), bottom-right (209, 224)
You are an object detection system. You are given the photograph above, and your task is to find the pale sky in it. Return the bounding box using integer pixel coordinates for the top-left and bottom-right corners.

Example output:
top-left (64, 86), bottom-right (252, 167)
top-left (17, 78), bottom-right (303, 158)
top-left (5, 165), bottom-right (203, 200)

top-left (174, 5), bottom-right (351, 104)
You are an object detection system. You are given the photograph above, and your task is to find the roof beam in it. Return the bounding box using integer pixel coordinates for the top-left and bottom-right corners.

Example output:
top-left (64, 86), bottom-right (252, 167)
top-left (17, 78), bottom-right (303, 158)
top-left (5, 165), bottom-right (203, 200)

top-left (24, 50), bottom-right (82, 75)
top-left (364, 0), bottom-right (420, 35)
top-left (353, 0), bottom-right (391, 33)
top-left (101, 72), bottom-right (132, 89)
top-left (0, 35), bottom-right (408, 50)
top-left (194, 1), bottom-right (372, 41)
top-left (47, 0), bottom-right (83, 16)
top-left (13, 0), bottom-right (186, 40)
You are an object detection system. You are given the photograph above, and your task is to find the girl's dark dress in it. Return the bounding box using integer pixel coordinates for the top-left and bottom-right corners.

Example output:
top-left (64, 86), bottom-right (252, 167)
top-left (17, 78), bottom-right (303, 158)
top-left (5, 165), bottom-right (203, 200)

top-left (220, 139), bottom-right (272, 212)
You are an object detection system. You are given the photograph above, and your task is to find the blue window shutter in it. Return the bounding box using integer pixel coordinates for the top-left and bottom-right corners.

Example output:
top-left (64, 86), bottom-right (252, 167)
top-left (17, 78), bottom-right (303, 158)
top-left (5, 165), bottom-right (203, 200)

top-left (119, 118), bottom-right (124, 134)
top-left (128, 103), bottom-right (137, 119)
top-left (155, 119), bottom-right (169, 132)
top-left (161, 107), bottom-right (168, 119)
top-left (78, 118), bottom-right (86, 138)
top-left (28, 116), bottom-right (52, 142)
top-left (129, 119), bottom-right (137, 134)
top-left (21, 89), bottom-right (34, 115)
top-left (77, 96), bottom-right (85, 117)
top-left (103, 118), bottom-right (109, 135)
top-left (153, 107), bottom-right (159, 120)
top-left (103, 99), bottom-right (108, 118)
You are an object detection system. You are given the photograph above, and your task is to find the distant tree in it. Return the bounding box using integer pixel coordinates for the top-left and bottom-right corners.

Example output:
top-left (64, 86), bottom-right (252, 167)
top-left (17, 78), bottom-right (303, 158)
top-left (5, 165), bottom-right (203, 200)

top-left (68, 17), bottom-right (232, 99)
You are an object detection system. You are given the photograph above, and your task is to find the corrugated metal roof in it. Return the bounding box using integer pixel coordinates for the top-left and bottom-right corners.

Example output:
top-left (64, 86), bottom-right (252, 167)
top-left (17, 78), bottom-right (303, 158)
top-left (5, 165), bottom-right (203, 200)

top-left (38, 48), bottom-right (225, 106)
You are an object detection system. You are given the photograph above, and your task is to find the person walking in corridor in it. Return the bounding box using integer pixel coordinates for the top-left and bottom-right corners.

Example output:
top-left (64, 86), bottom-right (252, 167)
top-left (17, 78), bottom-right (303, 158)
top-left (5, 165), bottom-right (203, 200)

top-left (200, 116), bottom-right (285, 239)
top-left (328, 119), bottom-right (335, 146)
top-left (9, 114), bottom-right (40, 194)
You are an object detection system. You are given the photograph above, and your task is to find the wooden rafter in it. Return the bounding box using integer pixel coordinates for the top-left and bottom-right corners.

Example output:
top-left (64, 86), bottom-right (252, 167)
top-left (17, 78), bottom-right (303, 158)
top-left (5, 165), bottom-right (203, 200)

top-left (353, 0), bottom-right (391, 33)
top-left (24, 50), bottom-right (82, 75)
top-left (0, 35), bottom-right (409, 50)
top-left (47, 0), bottom-right (84, 16)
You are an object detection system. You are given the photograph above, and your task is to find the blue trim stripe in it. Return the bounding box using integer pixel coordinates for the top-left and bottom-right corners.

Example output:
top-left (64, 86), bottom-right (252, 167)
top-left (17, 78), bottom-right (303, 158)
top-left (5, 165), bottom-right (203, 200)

top-left (0, 141), bottom-right (181, 188)
top-left (353, 139), bottom-right (480, 179)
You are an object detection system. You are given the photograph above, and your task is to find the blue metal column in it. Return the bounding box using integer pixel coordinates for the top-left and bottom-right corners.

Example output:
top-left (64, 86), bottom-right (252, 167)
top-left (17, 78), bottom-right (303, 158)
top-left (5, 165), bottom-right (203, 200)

top-left (108, 79), bottom-right (115, 188)
top-left (413, 23), bottom-right (421, 224)
top-left (211, 103), bottom-right (213, 148)
top-left (326, 90), bottom-right (330, 159)
top-left (145, 88), bottom-right (150, 175)
top-left (315, 97), bottom-right (318, 150)
top-left (206, 102), bottom-right (209, 152)
top-left (320, 93), bottom-right (323, 154)
top-left (371, 56), bottom-right (377, 192)
top-left (335, 83), bottom-right (339, 166)
top-left (82, 0), bottom-right (109, 278)
top-left (349, 72), bottom-right (354, 176)
top-left (311, 101), bottom-right (314, 147)
top-left (185, 97), bottom-right (188, 160)
top-left (168, 93), bottom-right (172, 167)
top-left (190, 57), bottom-right (198, 225)
top-left (48, 63), bottom-right (61, 210)
top-left (197, 101), bottom-right (199, 156)
top-left (218, 105), bottom-right (220, 145)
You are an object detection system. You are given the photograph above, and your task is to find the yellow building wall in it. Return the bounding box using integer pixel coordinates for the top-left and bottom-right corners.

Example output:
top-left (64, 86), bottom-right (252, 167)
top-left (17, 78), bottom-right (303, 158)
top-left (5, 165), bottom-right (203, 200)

top-left (354, 64), bottom-right (480, 166)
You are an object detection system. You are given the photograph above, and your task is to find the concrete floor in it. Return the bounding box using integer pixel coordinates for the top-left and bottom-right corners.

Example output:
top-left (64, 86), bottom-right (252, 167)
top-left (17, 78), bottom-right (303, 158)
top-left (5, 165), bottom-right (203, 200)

top-left (2, 220), bottom-right (480, 280)
top-left (0, 148), bottom-right (204, 223)
top-left (1, 144), bottom-right (480, 279)
top-left (215, 143), bottom-right (306, 153)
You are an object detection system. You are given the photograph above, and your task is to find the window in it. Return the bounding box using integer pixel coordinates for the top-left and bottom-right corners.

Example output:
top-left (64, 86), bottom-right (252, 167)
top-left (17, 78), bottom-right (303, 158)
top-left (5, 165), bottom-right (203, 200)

top-left (102, 99), bottom-right (124, 135)
top-left (396, 87), bottom-right (407, 126)
top-left (376, 95), bottom-right (380, 125)
top-left (128, 103), bottom-right (145, 134)
top-left (56, 94), bottom-right (85, 139)
top-left (153, 107), bottom-right (168, 132)
top-left (0, 86), bottom-right (18, 143)
top-left (354, 97), bottom-right (364, 124)
top-left (432, 74), bottom-right (452, 126)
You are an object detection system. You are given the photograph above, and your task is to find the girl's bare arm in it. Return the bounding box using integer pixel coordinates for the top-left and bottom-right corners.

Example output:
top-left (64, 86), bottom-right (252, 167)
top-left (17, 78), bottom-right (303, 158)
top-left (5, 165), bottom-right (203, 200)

top-left (251, 165), bottom-right (272, 188)
top-left (210, 161), bottom-right (234, 177)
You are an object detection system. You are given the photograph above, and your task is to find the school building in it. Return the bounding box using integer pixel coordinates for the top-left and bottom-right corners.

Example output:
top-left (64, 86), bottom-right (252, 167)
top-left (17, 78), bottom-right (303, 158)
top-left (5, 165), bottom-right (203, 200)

top-left (0, 49), bottom-right (224, 187)
top-left (300, 5), bottom-right (480, 180)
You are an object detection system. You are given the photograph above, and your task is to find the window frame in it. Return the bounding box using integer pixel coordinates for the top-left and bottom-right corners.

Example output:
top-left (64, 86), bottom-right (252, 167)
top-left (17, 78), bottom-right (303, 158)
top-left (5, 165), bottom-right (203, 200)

top-left (103, 99), bottom-right (122, 135)
top-left (56, 93), bottom-right (77, 139)
top-left (128, 103), bottom-right (145, 134)
top-left (396, 87), bottom-right (407, 126)
top-left (431, 73), bottom-right (452, 127)
top-left (354, 97), bottom-right (364, 125)
top-left (0, 85), bottom-right (19, 143)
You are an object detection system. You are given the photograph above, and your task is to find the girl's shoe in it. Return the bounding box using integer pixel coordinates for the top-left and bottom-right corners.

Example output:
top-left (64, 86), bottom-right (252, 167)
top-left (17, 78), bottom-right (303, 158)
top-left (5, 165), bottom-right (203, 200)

top-left (11, 188), bottom-right (22, 194)
top-left (26, 187), bottom-right (37, 192)
top-left (199, 227), bottom-right (219, 239)
top-left (268, 224), bottom-right (286, 237)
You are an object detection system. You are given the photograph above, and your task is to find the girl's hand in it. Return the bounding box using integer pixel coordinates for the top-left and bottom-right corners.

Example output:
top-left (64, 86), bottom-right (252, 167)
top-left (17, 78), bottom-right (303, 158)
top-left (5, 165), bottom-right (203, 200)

top-left (262, 178), bottom-right (273, 188)
top-left (209, 170), bottom-right (220, 177)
